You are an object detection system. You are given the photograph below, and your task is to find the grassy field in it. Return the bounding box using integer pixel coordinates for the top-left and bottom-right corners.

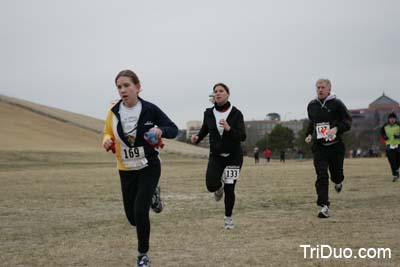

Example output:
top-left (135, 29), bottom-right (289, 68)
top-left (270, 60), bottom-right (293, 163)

top-left (1, 97), bottom-right (399, 266)
top-left (1, 151), bottom-right (399, 267)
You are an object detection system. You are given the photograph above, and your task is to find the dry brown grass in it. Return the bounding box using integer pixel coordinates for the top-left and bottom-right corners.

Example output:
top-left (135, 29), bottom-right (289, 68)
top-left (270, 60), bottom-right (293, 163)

top-left (0, 101), bottom-right (103, 152)
top-left (1, 152), bottom-right (399, 267)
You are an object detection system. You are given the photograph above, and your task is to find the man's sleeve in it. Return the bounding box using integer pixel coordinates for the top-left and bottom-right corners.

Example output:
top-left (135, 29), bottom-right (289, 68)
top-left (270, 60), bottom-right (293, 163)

top-left (334, 100), bottom-right (352, 134)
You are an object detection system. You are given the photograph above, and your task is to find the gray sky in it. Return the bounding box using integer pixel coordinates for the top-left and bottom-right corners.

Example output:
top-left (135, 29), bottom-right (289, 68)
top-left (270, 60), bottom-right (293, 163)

top-left (1, 0), bottom-right (399, 128)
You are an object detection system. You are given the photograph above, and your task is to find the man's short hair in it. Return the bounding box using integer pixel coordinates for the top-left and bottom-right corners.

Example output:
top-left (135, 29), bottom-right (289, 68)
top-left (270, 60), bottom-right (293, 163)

top-left (316, 79), bottom-right (331, 89)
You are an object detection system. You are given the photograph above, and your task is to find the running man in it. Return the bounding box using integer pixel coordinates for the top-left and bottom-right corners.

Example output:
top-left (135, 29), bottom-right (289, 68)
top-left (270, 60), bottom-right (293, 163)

top-left (380, 112), bottom-right (400, 182)
top-left (305, 78), bottom-right (352, 218)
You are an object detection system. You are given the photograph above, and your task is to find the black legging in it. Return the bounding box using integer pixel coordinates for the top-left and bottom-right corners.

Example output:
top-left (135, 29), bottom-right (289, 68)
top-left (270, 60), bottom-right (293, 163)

top-left (205, 153), bottom-right (243, 217)
top-left (386, 148), bottom-right (400, 176)
top-left (223, 182), bottom-right (237, 217)
top-left (119, 162), bottom-right (160, 254)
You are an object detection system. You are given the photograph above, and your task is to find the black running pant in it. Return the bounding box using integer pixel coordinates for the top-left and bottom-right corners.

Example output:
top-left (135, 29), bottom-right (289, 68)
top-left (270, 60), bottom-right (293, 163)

top-left (386, 147), bottom-right (400, 176)
top-left (312, 142), bottom-right (345, 207)
top-left (119, 162), bottom-right (160, 254)
top-left (205, 153), bottom-right (243, 217)
top-left (254, 153), bottom-right (259, 163)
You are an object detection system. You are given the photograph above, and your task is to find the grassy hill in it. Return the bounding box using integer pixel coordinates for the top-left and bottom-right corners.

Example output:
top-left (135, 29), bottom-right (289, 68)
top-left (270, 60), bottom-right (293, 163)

top-left (0, 95), bottom-right (208, 156)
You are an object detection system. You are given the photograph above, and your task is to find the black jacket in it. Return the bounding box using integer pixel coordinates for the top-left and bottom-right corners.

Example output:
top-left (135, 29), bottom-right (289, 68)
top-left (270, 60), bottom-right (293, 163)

top-left (196, 106), bottom-right (246, 155)
top-left (111, 98), bottom-right (178, 164)
top-left (380, 122), bottom-right (400, 141)
top-left (306, 95), bottom-right (352, 145)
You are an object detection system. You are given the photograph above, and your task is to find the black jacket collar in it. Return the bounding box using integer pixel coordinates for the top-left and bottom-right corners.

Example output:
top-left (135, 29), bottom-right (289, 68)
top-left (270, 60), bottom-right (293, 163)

top-left (205, 105), bottom-right (237, 116)
top-left (111, 97), bottom-right (151, 116)
top-left (111, 97), bottom-right (152, 147)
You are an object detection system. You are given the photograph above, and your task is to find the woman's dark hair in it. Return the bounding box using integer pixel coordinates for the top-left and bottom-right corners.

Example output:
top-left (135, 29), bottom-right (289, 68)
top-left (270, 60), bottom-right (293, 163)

top-left (115, 70), bottom-right (140, 85)
top-left (213, 83), bottom-right (230, 94)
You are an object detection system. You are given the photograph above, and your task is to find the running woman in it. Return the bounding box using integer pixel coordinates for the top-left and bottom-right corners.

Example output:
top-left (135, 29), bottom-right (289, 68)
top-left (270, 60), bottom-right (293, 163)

top-left (191, 83), bottom-right (246, 229)
top-left (305, 78), bottom-right (352, 218)
top-left (103, 70), bottom-right (178, 267)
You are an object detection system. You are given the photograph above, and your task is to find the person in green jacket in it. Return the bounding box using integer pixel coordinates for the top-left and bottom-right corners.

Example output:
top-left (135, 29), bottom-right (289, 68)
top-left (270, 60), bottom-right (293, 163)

top-left (380, 112), bottom-right (400, 182)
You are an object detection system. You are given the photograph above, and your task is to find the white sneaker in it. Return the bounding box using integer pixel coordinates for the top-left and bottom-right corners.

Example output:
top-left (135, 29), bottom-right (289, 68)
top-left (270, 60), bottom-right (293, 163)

top-left (214, 184), bottom-right (224, 202)
top-left (137, 255), bottom-right (150, 267)
top-left (224, 216), bottom-right (234, 229)
top-left (318, 205), bottom-right (330, 218)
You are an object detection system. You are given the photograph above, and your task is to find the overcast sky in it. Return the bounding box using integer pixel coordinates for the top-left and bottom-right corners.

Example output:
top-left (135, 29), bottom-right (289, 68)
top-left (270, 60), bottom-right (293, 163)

top-left (1, 0), bottom-right (399, 128)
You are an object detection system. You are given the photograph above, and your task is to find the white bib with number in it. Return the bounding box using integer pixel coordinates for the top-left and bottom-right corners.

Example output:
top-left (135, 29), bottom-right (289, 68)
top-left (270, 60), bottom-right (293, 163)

top-left (389, 144), bottom-right (398, 149)
top-left (316, 122), bottom-right (330, 140)
top-left (120, 146), bottom-right (148, 170)
top-left (223, 166), bottom-right (240, 184)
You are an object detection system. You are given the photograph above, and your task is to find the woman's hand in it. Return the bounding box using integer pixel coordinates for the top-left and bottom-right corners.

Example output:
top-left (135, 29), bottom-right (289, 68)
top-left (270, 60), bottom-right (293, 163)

top-left (103, 138), bottom-right (114, 151)
top-left (149, 127), bottom-right (163, 139)
top-left (219, 119), bottom-right (231, 131)
top-left (191, 135), bottom-right (199, 144)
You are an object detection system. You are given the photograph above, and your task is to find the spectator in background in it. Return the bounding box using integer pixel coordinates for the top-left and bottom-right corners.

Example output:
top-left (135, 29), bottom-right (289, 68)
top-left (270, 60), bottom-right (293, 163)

top-left (280, 150), bottom-right (286, 163)
top-left (356, 148), bottom-right (362, 157)
top-left (264, 148), bottom-right (272, 163)
top-left (254, 147), bottom-right (260, 164)
top-left (298, 149), bottom-right (304, 160)
top-left (380, 112), bottom-right (400, 182)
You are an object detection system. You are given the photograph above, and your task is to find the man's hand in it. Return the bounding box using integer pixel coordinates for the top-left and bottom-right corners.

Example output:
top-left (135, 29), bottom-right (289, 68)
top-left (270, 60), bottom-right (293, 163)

top-left (326, 127), bottom-right (338, 141)
top-left (305, 134), bottom-right (312, 144)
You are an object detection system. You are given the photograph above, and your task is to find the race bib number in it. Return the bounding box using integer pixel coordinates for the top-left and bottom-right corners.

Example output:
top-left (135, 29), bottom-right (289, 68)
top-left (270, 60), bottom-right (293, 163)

top-left (389, 144), bottom-right (398, 149)
top-left (120, 146), bottom-right (148, 169)
top-left (223, 166), bottom-right (240, 184)
top-left (316, 122), bottom-right (330, 140)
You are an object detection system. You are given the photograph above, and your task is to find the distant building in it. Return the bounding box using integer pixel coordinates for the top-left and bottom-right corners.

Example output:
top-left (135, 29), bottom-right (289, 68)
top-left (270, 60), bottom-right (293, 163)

top-left (349, 93), bottom-right (400, 148)
top-left (266, 113), bottom-right (281, 121)
top-left (245, 119), bottom-right (304, 149)
top-left (350, 93), bottom-right (400, 128)
top-left (281, 120), bottom-right (304, 136)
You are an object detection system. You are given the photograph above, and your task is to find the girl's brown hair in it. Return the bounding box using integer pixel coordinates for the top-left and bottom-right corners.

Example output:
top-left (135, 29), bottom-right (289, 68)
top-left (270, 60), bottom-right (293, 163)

top-left (115, 70), bottom-right (140, 85)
